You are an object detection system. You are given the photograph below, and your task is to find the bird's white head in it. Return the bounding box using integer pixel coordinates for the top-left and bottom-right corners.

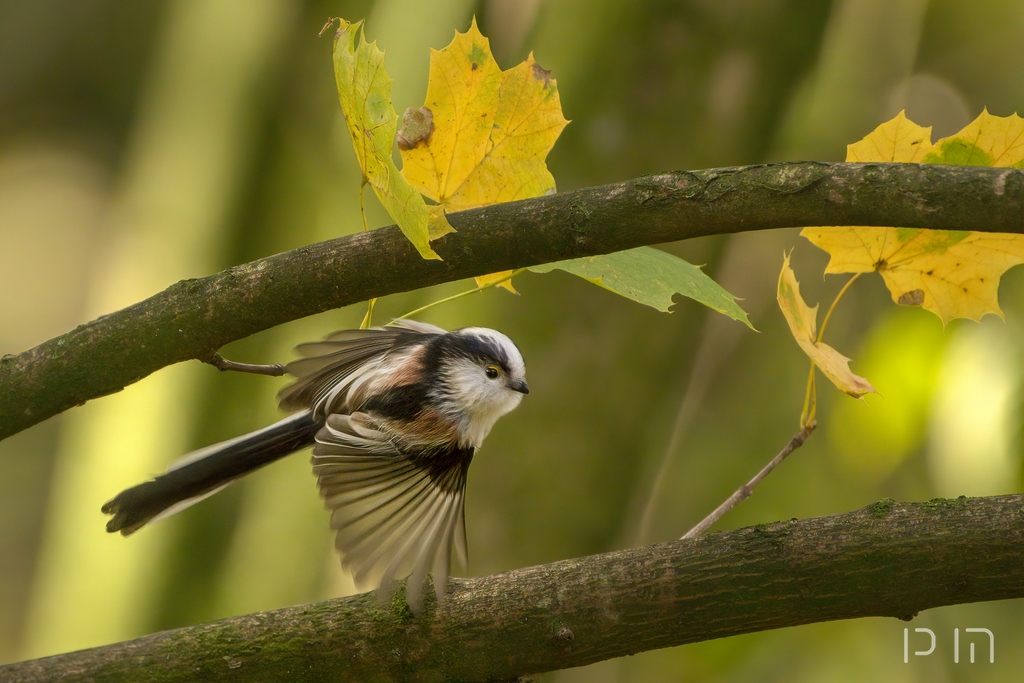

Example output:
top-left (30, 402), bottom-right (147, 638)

top-left (433, 327), bottom-right (528, 448)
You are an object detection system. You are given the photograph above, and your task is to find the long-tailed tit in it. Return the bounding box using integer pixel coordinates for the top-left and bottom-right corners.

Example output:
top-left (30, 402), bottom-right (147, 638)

top-left (102, 320), bottom-right (528, 611)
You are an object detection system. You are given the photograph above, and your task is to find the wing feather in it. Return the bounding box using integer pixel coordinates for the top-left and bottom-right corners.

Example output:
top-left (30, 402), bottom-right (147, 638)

top-left (381, 483), bottom-right (453, 607)
top-left (311, 411), bottom-right (471, 613)
top-left (278, 322), bottom-right (444, 415)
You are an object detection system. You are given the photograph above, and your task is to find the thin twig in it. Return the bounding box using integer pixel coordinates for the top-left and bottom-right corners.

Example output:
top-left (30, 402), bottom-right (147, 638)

top-left (318, 18), bottom-right (338, 38)
top-left (204, 353), bottom-right (286, 377)
top-left (630, 236), bottom-right (776, 546)
top-left (696, 268), bottom-right (857, 538)
top-left (681, 423), bottom-right (816, 539)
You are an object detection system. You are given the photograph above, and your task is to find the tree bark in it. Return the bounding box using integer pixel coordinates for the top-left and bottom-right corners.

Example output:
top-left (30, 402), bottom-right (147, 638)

top-left (3, 494), bottom-right (1021, 682)
top-left (2, 162), bottom-right (1022, 441)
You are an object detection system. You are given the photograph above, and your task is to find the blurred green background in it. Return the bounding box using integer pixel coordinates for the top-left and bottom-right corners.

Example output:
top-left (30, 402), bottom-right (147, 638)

top-left (1, 0), bottom-right (1022, 680)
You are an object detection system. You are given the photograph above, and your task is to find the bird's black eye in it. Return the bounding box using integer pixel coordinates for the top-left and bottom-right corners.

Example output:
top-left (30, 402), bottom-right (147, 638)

top-left (485, 365), bottom-right (500, 379)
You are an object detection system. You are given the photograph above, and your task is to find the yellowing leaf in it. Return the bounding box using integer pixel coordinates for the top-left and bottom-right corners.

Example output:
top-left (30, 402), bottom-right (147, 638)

top-left (332, 19), bottom-right (454, 260)
top-left (845, 110), bottom-right (932, 163)
top-left (924, 108), bottom-right (1024, 167)
top-left (399, 19), bottom-right (568, 212)
top-left (397, 19), bottom-right (568, 290)
top-left (530, 247), bottom-right (753, 328)
top-left (802, 110), bottom-right (1024, 324)
top-left (803, 227), bottom-right (1024, 323)
top-left (777, 254), bottom-right (876, 398)
top-left (474, 270), bottom-right (518, 294)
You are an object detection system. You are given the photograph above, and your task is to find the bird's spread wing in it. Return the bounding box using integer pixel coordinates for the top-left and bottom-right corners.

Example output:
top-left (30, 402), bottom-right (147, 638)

top-left (278, 320), bottom-right (445, 416)
top-left (312, 412), bottom-right (472, 612)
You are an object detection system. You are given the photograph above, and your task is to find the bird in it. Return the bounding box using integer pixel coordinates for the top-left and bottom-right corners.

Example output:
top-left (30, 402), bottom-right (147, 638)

top-left (101, 320), bottom-right (529, 612)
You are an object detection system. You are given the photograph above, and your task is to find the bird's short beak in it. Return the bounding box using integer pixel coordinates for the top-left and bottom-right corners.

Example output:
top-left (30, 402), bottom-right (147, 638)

top-left (510, 379), bottom-right (530, 395)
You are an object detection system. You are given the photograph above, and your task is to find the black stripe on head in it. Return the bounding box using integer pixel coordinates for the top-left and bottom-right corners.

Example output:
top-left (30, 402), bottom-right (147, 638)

top-left (443, 331), bottom-right (513, 373)
top-left (421, 330), bottom-right (512, 374)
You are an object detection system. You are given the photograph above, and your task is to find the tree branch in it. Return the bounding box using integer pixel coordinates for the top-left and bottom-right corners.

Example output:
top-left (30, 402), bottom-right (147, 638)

top-left (4, 494), bottom-right (1021, 682)
top-left (2, 162), bottom-right (1022, 441)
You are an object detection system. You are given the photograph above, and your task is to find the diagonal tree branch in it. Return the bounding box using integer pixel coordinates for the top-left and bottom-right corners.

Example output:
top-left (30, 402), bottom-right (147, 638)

top-left (2, 162), bottom-right (1022, 441)
top-left (3, 494), bottom-right (1022, 682)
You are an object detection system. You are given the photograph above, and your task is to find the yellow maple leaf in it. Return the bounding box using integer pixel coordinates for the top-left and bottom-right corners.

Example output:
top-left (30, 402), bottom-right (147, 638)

top-left (923, 108), bottom-right (1024, 167)
top-left (846, 109), bottom-right (933, 163)
top-left (778, 254), bottom-right (876, 398)
top-left (398, 18), bottom-right (568, 290)
top-left (802, 110), bottom-right (1024, 324)
top-left (331, 19), bottom-right (454, 260)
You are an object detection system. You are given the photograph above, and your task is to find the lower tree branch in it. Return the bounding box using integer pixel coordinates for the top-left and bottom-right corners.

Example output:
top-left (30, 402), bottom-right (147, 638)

top-left (1, 162), bottom-right (1022, 441)
top-left (4, 494), bottom-right (1021, 682)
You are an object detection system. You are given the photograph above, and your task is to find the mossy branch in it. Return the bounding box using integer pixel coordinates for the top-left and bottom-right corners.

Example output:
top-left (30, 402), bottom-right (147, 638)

top-left (2, 162), bottom-right (1022, 441)
top-left (3, 495), bottom-right (1022, 682)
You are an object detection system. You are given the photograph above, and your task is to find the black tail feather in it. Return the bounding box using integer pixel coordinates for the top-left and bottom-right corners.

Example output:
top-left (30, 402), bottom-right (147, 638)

top-left (102, 410), bottom-right (320, 535)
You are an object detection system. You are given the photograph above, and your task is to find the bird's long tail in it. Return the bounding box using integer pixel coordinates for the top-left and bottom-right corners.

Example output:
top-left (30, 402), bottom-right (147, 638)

top-left (102, 410), bottom-right (320, 536)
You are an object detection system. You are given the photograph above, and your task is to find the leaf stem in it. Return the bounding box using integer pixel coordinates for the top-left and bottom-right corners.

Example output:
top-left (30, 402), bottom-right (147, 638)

top-left (394, 269), bottom-right (527, 321)
top-left (799, 361), bottom-right (816, 428)
top-left (816, 272), bottom-right (861, 343)
top-left (799, 271), bottom-right (862, 427)
top-left (358, 178), bottom-right (376, 328)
